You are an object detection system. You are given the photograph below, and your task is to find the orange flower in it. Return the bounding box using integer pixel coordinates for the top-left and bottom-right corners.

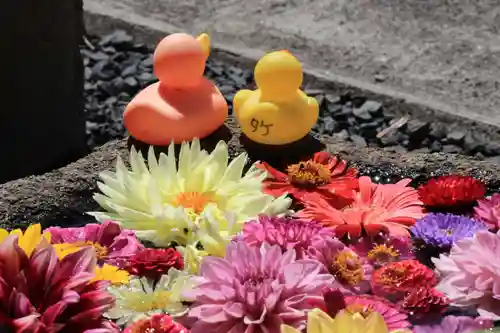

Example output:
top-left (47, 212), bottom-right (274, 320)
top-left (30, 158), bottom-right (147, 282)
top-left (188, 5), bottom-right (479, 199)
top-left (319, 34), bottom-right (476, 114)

top-left (298, 176), bottom-right (425, 237)
top-left (258, 152), bottom-right (358, 204)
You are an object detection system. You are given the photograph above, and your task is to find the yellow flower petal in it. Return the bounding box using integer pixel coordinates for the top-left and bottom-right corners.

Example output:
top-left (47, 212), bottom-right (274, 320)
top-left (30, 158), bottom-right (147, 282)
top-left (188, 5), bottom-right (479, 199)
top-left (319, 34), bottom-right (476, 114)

top-left (365, 312), bottom-right (390, 333)
top-left (281, 325), bottom-right (301, 333)
top-left (92, 264), bottom-right (130, 285)
top-left (308, 308), bottom-right (337, 333)
top-left (0, 229), bottom-right (9, 243)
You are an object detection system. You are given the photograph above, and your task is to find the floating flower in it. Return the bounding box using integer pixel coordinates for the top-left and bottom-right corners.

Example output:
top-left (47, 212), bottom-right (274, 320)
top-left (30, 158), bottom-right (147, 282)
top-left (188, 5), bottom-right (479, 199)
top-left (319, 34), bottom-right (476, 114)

top-left (474, 193), bottom-right (500, 230)
top-left (350, 235), bottom-right (414, 268)
top-left (319, 288), bottom-right (411, 332)
top-left (307, 237), bottom-right (373, 294)
top-left (186, 242), bottom-right (334, 333)
top-left (47, 220), bottom-right (144, 267)
top-left (299, 176), bottom-right (424, 237)
top-left (92, 263), bottom-right (131, 285)
top-left (417, 175), bottom-right (486, 209)
top-left (125, 248), bottom-right (184, 280)
top-left (371, 259), bottom-right (437, 301)
top-left (432, 230), bottom-right (500, 320)
top-left (89, 141), bottom-right (291, 248)
top-left (105, 268), bottom-right (196, 326)
top-left (0, 235), bottom-right (115, 332)
top-left (400, 287), bottom-right (449, 320)
top-left (413, 316), bottom-right (493, 333)
top-left (0, 223), bottom-right (51, 257)
top-left (123, 314), bottom-right (189, 333)
top-left (258, 151), bottom-right (359, 203)
top-left (410, 213), bottom-right (487, 250)
top-left (240, 215), bottom-right (335, 258)
top-left (281, 307), bottom-right (411, 333)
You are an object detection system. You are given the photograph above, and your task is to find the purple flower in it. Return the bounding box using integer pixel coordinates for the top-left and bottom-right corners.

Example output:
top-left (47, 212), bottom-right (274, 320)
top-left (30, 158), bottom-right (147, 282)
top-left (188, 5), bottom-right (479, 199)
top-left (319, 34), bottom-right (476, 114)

top-left (240, 215), bottom-right (334, 258)
top-left (410, 213), bottom-right (487, 249)
top-left (413, 316), bottom-right (493, 333)
top-left (185, 242), bottom-right (334, 333)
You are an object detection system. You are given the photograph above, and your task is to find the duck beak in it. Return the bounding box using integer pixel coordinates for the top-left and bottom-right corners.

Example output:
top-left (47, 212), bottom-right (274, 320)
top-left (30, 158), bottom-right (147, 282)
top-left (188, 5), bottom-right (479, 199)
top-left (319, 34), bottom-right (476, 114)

top-left (196, 33), bottom-right (211, 58)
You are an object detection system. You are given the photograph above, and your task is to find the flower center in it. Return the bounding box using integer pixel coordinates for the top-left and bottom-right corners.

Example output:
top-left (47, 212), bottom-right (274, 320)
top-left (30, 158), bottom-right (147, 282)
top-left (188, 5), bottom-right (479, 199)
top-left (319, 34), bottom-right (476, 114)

top-left (172, 192), bottom-right (216, 214)
top-left (368, 244), bottom-right (399, 264)
top-left (345, 304), bottom-right (373, 318)
top-left (442, 228), bottom-right (453, 236)
top-left (286, 161), bottom-right (331, 187)
top-left (332, 251), bottom-right (364, 285)
top-left (123, 290), bottom-right (173, 313)
top-left (72, 241), bottom-right (108, 259)
top-left (379, 267), bottom-right (407, 285)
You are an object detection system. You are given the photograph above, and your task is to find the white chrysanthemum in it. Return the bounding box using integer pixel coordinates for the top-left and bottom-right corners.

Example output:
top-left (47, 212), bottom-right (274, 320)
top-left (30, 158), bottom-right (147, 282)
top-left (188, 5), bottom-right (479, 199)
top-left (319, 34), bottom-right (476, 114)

top-left (89, 139), bottom-right (291, 248)
top-left (104, 268), bottom-right (196, 326)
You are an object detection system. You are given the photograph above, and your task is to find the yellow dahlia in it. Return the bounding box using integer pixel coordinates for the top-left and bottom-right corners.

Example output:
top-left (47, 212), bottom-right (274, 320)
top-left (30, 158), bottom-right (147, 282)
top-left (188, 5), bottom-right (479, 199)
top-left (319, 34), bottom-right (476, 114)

top-left (0, 224), bottom-right (51, 257)
top-left (281, 308), bottom-right (411, 333)
top-left (89, 139), bottom-right (291, 248)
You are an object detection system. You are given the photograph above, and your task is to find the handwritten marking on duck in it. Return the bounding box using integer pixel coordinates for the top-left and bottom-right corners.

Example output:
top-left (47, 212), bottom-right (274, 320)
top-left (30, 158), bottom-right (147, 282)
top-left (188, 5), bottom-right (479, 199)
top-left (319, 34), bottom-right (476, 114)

top-left (250, 118), bottom-right (274, 136)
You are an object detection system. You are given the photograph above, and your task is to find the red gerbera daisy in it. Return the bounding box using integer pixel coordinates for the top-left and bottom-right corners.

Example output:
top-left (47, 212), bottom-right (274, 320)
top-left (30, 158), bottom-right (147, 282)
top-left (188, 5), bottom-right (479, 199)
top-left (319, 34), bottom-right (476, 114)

top-left (257, 151), bottom-right (358, 204)
top-left (417, 175), bottom-right (486, 208)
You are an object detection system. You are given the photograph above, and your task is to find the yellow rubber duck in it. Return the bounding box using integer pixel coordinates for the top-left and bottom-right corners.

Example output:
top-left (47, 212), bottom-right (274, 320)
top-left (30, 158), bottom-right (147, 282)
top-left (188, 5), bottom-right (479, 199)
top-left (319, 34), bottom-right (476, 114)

top-left (233, 50), bottom-right (319, 145)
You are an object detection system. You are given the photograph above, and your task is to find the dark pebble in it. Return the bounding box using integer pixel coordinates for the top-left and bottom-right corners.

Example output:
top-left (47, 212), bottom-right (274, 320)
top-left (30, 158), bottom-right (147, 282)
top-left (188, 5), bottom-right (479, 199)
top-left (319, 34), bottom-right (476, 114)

top-left (406, 119), bottom-right (430, 142)
top-left (483, 142), bottom-right (500, 156)
top-left (353, 108), bottom-right (372, 121)
top-left (99, 30), bottom-right (133, 47)
top-left (378, 132), bottom-right (401, 147)
top-left (429, 123), bottom-right (447, 139)
top-left (446, 130), bottom-right (466, 143)
top-left (442, 144), bottom-right (463, 154)
top-left (322, 117), bottom-right (336, 133)
top-left (350, 134), bottom-right (367, 147)
top-left (121, 64), bottom-right (138, 77)
top-left (429, 140), bottom-right (442, 153)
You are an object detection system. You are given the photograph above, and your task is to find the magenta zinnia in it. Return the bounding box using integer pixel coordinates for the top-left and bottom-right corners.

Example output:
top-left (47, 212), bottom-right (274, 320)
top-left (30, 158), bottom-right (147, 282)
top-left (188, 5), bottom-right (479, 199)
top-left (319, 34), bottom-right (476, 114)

top-left (186, 242), bottom-right (334, 333)
top-left (240, 215), bottom-right (335, 258)
top-left (0, 235), bottom-right (115, 332)
top-left (307, 237), bottom-right (373, 295)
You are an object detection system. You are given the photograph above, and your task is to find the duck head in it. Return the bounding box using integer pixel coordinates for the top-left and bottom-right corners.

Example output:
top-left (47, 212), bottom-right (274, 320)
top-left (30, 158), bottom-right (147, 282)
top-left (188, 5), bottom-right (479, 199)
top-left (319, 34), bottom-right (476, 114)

top-left (254, 50), bottom-right (303, 101)
top-left (153, 32), bottom-right (211, 88)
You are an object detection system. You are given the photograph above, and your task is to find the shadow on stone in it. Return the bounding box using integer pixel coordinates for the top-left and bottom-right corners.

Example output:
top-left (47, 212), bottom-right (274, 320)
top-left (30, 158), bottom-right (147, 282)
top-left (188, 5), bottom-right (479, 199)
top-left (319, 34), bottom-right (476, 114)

top-left (127, 124), bottom-right (232, 158)
top-left (239, 133), bottom-right (325, 170)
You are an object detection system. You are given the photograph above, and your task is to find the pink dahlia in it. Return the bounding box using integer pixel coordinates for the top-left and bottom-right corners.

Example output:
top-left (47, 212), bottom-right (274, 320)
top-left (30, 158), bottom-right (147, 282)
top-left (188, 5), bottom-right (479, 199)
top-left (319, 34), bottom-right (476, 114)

top-left (298, 176), bottom-right (425, 238)
top-left (474, 193), bottom-right (500, 230)
top-left (185, 242), bottom-right (334, 333)
top-left (46, 220), bottom-right (144, 267)
top-left (307, 237), bottom-right (373, 294)
top-left (240, 215), bottom-right (335, 258)
top-left (413, 316), bottom-right (493, 333)
top-left (0, 235), bottom-right (115, 332)
top-left (350, 235), bottom-right (414, 268)
top-left (317, 288), bottom-right (411, 331)
top-left (432, 230), bottom-right (500, 320)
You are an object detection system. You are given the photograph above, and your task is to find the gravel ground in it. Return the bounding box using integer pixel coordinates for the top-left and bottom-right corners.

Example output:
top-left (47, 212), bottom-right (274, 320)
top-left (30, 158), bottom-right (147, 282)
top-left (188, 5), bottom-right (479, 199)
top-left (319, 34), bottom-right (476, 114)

top-left (82, 31), bottom-right (500, 164)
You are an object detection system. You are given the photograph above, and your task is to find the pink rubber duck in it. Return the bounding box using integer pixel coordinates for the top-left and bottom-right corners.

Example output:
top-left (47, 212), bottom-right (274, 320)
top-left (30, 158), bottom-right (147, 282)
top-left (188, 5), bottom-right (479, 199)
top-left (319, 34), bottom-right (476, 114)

top-left (123, 33), bottom-right (228, 145)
